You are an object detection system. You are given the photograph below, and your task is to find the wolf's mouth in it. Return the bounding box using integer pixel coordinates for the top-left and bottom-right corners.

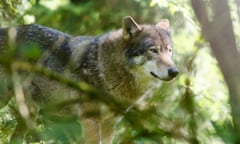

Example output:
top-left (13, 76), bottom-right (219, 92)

top-left (150, 71), bottom-right (173, 81)
top-left (150, 72), bottom-right (160, 79)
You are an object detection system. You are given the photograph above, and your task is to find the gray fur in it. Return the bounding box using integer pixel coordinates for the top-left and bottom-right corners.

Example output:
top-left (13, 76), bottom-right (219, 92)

top-left (0, 16), bottom-right (178, 143)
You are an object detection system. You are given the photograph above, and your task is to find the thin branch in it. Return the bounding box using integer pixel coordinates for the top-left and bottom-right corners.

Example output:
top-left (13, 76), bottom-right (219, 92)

top-left (11, 67), bottom-right (31, 128)
top-left (9, 61), bottom-right (129, 113)
top-left (0, 54), bottom-right (130, 112)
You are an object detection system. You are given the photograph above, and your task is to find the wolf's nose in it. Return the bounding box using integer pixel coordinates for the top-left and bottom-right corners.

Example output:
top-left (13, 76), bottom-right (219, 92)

top-left (168, 67), bottom-right (179, 78)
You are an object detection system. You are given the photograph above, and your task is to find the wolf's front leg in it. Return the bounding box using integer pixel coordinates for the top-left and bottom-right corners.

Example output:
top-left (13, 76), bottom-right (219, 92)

top-left (100, 116), bottom-right (116, 144)
top-left (82, 118), bottom-right (101, 144)
top-left (82, 115), bottom-right (116, 144)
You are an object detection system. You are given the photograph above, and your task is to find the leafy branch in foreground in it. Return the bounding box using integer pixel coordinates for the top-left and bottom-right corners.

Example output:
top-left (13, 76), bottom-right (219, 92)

top-left (0, 58), bottom-right (196, 143)
top-left (1, 59), bottom-right (129, 113)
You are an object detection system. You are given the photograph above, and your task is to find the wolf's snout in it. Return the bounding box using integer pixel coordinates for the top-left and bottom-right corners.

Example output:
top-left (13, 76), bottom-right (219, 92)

top-left (168, 67), bottom-right (179, 78)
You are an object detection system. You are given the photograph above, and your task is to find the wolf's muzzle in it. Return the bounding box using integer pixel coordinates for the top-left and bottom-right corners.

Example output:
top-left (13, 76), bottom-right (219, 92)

top-left (168, 67), bottom-right (179, 78)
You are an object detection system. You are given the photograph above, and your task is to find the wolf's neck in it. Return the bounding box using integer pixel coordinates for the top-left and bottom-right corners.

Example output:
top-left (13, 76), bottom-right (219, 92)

top-left (97, 30), bottom-right (153, 99)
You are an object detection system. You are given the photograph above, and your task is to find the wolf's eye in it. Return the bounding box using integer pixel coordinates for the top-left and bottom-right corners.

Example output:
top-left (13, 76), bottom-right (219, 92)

top-left (149, 47), bottom-right (159, 54)
top-left (167, 45), bottom-right (172, 53)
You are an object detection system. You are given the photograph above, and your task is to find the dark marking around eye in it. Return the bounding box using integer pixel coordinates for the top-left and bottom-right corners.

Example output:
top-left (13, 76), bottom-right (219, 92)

top-left (142, 38), bottom-right (155, 48)
top-left (125, 38), bottom-right (156, 58)
top-left (149, 48), bottom-right (158, 53)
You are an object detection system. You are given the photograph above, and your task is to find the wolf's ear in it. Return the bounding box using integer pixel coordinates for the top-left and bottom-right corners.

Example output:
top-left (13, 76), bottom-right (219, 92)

top-left (156, 19), bottom-right (170, 31)
top-left (122, 16), bottom-right (142, 40)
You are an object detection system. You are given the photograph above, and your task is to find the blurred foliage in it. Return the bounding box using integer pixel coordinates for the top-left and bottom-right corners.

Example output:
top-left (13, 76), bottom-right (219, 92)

top-left (0, 0), bottom-right (239, 143)
top-left (0, 0), bottom-right (31, 26)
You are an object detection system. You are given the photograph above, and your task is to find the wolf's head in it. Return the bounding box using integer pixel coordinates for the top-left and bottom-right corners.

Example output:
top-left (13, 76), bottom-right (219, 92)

top-left (122, 16), bottom-right (178, 83)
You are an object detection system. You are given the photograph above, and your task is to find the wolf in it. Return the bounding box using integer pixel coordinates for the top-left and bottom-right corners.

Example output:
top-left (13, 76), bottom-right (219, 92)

top-left (0, 16), bottom-right (178, 143)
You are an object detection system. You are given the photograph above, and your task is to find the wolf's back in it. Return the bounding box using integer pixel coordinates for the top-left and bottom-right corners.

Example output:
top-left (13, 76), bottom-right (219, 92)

top-left (0, 24), bottom-right (72, 60)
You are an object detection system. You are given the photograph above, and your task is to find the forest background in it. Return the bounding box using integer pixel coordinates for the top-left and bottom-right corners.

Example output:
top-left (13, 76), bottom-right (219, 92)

top-left (0, 0), bottom-right (240, 143)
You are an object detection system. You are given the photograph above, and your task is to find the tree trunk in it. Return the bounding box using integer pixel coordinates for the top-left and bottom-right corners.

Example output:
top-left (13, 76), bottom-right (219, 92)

top-left (191, 0), bottom-right (240, 143)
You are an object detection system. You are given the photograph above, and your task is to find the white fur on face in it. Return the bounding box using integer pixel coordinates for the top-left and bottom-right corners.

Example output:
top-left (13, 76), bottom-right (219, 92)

top-left (130, 56), bottom-right (169, 84)
top-left (142, 60), bottom-right (169, 80)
